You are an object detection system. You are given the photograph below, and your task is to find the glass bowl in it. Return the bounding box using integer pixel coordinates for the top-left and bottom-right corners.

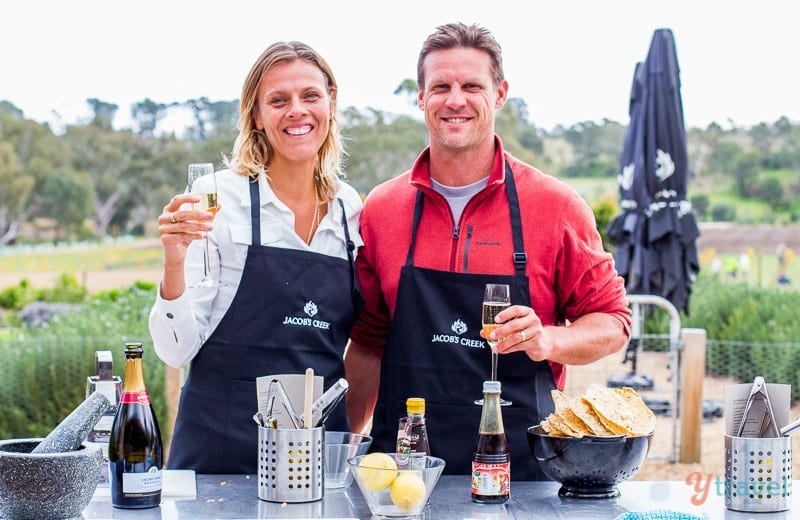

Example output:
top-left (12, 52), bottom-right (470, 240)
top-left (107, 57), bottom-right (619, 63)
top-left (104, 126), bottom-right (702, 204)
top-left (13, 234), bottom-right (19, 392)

top-left (347, 452), bottom-right (445, 518)
top-left (324, 431), bottom-right (372, 489)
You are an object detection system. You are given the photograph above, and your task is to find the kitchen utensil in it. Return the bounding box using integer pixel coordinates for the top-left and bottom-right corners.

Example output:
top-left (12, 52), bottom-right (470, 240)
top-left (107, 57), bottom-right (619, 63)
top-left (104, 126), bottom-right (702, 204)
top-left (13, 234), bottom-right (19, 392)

top-left (527, 425), bottom-right (653, 498)
top-left (780, 415), bottom-right (800, 437)
top-left (298, 378), bottom-right (349, 428)
top-left (257, 425), bottom-right (324, 503)
top-left (725, 433), bottom-right (792, 512)
top-left (264, 379), bottom-right (301, 429)
top-left (304, 368), bottom-right (314, 429)
top-left (736, 376), bottom-right (780, 438)
top-left (0, 438), bottom-right (103, 519)
top-left (253, 412), bottom-right (278, 429)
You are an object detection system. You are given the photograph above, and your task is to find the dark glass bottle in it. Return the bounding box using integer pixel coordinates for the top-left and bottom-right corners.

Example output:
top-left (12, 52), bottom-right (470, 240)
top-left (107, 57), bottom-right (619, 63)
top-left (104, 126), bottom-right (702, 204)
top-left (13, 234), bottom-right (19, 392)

top-left (471, 381), bottom-right (509, 504)
top-left (108, 342), bottom-right (163, 509)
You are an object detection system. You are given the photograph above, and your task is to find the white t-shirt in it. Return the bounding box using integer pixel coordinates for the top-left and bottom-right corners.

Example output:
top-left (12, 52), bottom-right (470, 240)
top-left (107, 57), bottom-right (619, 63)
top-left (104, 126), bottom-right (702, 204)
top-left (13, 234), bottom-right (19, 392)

top-left (431, 176), bottom-right (489, 223)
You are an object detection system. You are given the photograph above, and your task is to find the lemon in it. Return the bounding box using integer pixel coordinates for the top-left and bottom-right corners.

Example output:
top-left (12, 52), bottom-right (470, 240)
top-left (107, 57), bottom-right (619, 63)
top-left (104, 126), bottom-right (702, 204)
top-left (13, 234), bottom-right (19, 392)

top-left (356, 452), bottom-right (398, 491)
top-left (390, 471), bottom-right (426, 511)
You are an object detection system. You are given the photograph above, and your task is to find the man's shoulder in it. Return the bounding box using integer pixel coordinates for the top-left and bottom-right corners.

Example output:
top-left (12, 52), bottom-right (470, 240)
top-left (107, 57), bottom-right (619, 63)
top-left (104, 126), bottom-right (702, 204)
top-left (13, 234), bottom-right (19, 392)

top-left (506, 154), bottom-right (578, 197)
top-left (364, 172), bottom-right (414, 205)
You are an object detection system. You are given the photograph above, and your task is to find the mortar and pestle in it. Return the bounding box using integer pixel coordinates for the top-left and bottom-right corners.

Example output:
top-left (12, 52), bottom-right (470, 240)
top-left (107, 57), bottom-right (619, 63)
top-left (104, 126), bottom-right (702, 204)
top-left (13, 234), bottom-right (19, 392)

top-left (0, 391), bottom-right (109, 519)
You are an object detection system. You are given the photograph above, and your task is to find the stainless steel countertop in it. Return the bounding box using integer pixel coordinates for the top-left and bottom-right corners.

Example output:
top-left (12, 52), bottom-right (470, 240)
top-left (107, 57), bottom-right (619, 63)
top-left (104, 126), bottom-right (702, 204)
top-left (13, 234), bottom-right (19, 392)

top-left (82, 475), bottom-right (797, 519)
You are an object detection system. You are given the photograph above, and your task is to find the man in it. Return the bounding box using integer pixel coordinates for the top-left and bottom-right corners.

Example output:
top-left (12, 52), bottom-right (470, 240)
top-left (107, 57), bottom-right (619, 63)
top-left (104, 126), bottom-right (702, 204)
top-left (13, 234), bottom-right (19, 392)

top-left (345, 22), bottom-right (631, 480)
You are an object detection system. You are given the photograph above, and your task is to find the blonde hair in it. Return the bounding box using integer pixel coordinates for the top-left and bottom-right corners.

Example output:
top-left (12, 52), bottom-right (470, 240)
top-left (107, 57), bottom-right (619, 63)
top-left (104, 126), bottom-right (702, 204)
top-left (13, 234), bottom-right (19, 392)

top-left (224, 41), bottom-right (344, 202)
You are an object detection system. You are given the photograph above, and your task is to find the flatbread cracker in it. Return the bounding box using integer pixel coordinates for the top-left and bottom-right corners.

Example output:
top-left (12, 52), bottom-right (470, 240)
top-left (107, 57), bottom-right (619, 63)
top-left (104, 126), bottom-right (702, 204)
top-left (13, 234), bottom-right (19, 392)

top-left (583, 384), bottom-right (656, 436)
top-left (551, 389), bottom-right (592, 436)
top-left (543, 413), bottom-right (581, 437)
top-left (571, 396), bottom-right (615, 436)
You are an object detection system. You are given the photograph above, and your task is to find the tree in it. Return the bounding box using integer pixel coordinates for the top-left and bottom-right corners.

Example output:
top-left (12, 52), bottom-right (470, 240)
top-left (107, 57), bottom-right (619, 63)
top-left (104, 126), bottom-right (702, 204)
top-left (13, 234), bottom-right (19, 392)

top-left (131, 98), bottom-right (170, 138)
top-left (496, 98), bottom-right (543, 159)
top-left (731, 151), bottom-right (760, 198)
top-left (63, 124), bottom-right (145, 236)
top-left (86, 98), bottom-right (118, 130)
top-left (393, 79), bottom-right (418, 108)
top-left (340, 107), bottom-right (426, 194)
top-left (183, 97), bottom-right (238, 141)
top-left (39, 169), bottom-right (93, 241)
top-left (0, 107), bottom-right (69, 244)
top-left (0, 142), bottom-right (33, 245)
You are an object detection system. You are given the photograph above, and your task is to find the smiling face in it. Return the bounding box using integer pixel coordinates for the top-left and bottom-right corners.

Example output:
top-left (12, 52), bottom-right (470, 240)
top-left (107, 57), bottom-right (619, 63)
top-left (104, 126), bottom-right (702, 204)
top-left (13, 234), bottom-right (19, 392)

top-left (253, 59), bottom-right (332, 169)
top-left (418, 47), bottom-right (507, 155)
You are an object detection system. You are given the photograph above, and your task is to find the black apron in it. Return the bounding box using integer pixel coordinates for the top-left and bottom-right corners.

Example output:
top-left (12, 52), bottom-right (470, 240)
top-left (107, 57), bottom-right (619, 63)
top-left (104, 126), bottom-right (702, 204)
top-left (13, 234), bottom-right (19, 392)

top-left (169, 180), bottom-right (362, 474)
top-left (371, 163), bottom-right (556, 481)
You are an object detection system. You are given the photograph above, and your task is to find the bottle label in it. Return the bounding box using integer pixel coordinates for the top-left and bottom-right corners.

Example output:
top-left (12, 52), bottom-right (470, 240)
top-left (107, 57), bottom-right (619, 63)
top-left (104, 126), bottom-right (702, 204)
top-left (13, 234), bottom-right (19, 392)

top-left (120, 390), bottom-right (151, 405)
top-left (122, 467), bottom-right (162, 494)
top-left (471, 461), bottom-right (510, 496)
top-left (395, 417), bottom-right (410, 465)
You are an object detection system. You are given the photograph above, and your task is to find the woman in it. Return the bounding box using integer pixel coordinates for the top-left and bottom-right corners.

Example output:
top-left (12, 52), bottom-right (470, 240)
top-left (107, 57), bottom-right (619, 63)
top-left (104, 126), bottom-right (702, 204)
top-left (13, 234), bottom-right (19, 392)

top-left (148, 41), bottom-right (363, 473)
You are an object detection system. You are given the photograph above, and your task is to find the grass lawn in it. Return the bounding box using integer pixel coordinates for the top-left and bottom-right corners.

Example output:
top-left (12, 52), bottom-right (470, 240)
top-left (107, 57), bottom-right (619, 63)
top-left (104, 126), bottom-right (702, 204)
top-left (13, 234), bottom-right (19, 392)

top-left (0, 239), bottom-right (163, 272)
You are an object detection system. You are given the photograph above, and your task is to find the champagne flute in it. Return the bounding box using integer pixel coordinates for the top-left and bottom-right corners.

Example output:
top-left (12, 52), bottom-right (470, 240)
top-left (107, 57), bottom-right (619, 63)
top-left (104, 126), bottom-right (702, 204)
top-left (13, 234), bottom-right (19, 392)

top-left (187, 163), bottom-right (218, 289)
top-left (475, 283), bottom-right (512, 406)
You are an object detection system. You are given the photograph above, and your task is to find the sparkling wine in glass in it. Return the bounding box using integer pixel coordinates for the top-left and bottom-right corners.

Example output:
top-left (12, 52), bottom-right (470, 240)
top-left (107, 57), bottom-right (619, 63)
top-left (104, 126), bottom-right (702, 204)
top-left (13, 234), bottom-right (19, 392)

top-left (475, 283), bottom-right (512, 406)
top-left (187, 163), bottom-right (218, 289)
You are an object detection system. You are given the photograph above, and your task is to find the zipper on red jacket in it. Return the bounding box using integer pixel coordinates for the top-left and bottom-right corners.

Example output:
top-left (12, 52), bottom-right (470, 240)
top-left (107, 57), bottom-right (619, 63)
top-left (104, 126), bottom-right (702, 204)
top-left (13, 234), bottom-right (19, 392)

top-left (449, 224), bottom-right (459, 271)
top-left (463, 224), bottom-right (474, 272)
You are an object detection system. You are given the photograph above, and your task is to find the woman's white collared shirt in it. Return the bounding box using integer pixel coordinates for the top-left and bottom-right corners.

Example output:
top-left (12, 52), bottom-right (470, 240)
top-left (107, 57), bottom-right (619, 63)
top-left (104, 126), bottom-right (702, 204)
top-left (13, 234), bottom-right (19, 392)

top-left (148, 169), bottom-right (363, 368)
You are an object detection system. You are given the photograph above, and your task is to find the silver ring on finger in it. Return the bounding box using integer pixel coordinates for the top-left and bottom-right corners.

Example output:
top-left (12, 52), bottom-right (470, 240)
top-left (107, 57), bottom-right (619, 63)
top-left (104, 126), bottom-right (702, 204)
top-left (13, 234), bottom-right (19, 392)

top-left (170, 213), bottom-right (177, 224)
top-left (520, 329), bottom-right (526, 342)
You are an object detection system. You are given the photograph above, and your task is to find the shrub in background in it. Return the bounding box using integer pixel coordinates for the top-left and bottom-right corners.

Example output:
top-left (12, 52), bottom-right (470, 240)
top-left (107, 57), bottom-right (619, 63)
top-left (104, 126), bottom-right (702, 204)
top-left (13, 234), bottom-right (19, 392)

top-left (0, 281), bottom-right (166, 440)
top-left (641, 275), bottom-right (800, 400)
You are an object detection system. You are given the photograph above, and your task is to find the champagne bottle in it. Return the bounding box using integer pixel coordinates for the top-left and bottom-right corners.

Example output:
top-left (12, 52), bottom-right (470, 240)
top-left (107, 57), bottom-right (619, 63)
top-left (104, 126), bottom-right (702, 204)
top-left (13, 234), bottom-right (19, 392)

top-left (108, 342), bottom-right (164, 509)
top-left (471, 381), bottom-right (510, 504)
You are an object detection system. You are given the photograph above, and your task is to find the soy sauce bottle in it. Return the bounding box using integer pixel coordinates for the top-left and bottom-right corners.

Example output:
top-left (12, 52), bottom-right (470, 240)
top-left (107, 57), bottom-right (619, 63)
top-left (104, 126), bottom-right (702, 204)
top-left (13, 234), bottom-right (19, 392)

top-left (471, 381), bottom-right (509, 504)
top-left (108, 342), bottom-right (163, 509)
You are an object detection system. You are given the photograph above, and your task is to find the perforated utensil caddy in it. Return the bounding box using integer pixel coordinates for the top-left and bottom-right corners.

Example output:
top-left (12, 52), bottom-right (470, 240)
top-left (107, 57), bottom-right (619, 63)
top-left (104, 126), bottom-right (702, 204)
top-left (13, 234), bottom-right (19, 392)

top-left (724, 434), bottom-right (792, 512)
top-left (258, 425), bottom-right (324, 503)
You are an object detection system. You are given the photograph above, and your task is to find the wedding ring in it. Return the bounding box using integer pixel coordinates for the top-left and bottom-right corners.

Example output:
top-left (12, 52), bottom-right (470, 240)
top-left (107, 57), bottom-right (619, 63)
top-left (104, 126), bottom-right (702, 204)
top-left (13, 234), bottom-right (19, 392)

top-left (170, 213), bottom-right (177, 224)
top-left (520, 330), bottom-right (527, 342)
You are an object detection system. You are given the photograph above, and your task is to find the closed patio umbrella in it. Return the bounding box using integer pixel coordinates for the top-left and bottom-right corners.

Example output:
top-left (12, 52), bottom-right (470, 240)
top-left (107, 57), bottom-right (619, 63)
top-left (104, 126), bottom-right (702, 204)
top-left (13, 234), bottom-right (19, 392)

top-left (607, 28), bottom-right (700, 314)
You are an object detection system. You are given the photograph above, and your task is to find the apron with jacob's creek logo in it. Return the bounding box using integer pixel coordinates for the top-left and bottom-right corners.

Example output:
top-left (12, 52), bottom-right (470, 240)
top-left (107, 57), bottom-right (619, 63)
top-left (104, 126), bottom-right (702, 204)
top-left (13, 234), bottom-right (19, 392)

top-left (169, 180), bottom-right (362, 474)
top-left (370, 163), bottom-right (556, 481)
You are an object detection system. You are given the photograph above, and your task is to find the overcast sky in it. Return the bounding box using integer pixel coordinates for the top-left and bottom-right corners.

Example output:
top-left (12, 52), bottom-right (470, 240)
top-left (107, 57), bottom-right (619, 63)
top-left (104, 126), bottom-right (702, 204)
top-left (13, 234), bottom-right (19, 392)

top-left (3, 0), bottom-right (798, 132)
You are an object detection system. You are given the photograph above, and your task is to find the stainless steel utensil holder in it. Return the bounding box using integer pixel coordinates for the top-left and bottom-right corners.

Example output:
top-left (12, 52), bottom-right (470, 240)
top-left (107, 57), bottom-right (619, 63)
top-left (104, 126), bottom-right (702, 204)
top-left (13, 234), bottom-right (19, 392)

top-left (258, 425), bottom-right (324, 503)
top-left (725, 434), bottom-right (792, 512)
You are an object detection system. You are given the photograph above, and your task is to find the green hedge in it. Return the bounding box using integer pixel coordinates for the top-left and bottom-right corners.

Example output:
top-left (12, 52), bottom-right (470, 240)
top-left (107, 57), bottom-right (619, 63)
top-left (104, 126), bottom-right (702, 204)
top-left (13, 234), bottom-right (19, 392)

top-left (2, 274), bottom-right (799, 441)
top-left (641, 275), bottom-right (800, 400)
top-left (0, 282), bottom-right (166, 440)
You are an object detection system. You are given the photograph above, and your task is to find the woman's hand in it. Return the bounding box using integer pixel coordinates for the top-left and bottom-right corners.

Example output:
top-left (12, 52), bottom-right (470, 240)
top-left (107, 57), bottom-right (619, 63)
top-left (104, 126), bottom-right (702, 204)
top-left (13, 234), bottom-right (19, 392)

top-left (157, 193), bottom-right (216, 299)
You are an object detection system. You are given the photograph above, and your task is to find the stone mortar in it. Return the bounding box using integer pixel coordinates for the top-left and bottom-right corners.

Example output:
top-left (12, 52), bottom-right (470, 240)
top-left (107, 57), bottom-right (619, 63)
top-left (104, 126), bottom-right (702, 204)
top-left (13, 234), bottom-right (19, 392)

top-left (0, 438), bottom-right (102, 520)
